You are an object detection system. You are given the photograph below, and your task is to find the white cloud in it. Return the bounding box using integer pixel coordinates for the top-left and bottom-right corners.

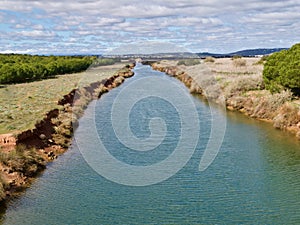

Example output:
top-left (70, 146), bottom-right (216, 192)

top-left (0, 0), bottom-right (299, 54)
top-left (0, 49), bottom-right (36, 54)
top-left (105, 41), bottom-right (189, 55)
top-left (17, 30), bottom-right (57, 38)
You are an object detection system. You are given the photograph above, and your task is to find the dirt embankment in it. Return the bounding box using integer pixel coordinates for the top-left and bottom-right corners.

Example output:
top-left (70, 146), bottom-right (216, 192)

top-left (149, 60), bottom-right (300, 140)
top-left (0, 63), bottom-right (135, 202)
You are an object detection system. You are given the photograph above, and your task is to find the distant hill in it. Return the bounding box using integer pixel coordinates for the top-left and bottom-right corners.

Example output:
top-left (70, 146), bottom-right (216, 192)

top-left (229, 48), bottom-right (288, 56)
top-left (105, 52), bottom-right (198, 59)
top-left (104, 48), bottom-right (288, 59)
top-left (196, 48), bottom-right (288, 58)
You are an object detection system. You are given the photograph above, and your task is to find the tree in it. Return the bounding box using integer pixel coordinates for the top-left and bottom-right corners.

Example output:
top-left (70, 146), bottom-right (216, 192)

top-left (0, 54), bottom-right (96, 84)
top-left (263, 43), bottom-right (300, 95)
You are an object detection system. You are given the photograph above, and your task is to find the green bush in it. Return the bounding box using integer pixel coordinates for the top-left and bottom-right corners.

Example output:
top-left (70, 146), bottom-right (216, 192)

top-left (263, 43), bottom-right (300, 95)
top-left (0, 54), bottom-right (95, 84)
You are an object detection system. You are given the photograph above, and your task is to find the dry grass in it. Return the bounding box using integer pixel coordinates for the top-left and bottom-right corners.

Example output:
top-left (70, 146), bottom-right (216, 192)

top-left (204, 56), bottom-right (215, 63)
top-left (207, 57), bottom-right (263, 76)
top-left (0, 144), bottom-right (45, 176)
top-left (250, 90), bottom-right (293, 119)
top-left (273, 101), bottom-right (300, 129)
top-left (155, 58), bottom-right (300, 138)
top-left (0, 144), bottom-right (47, 200)
top-left (177, 59), bottom-right (201, 66)
top-left (202, 57), bottom-right (264, 98)
top-left (232, 58), bottom-right (247, 67)
top-left (52, 111), bottom-right (74, 148)
top-left (223, 74), bottom-right (264, 98)
top-left (0, 63), bottom-right (125, 134)
top-left (155, 58), bottom-right (265, 100)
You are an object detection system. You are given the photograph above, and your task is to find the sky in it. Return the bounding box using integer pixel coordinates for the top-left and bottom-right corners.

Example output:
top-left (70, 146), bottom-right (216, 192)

top-left (0, 0), bottom-right (299, 55)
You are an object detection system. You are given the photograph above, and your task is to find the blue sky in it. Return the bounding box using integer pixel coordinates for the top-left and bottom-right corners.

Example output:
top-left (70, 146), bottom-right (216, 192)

top-left (0, 0), bottom-right (299, 55)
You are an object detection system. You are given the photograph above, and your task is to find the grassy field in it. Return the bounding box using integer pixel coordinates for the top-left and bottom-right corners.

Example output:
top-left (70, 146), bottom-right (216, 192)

top-left (0, 63), bottom-right (125, 134)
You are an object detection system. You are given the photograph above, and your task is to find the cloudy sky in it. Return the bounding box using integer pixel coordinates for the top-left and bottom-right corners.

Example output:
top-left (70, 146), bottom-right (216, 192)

top-left (0, 0), bottom-right (299, 55)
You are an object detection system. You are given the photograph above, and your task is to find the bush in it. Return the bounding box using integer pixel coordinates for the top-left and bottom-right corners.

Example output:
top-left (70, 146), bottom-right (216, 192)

top-left (232, 55), bottom-right (242, 60)
top-left (0, 175), bottom-right (6, 200)
top-left (251, 90), bottom-right (293, 119)
top-left (263, 43), bottom-right (300, 95)
top-left (273, 103), bottom-right (300, 129)
top-left (0, 54), bottom-right (95, 84)
top-left (233, 58), bottom-right (246, 67)
top-left (254, 55), bottom-right (269, 65)
top-left (0, 145), bottom-right (46, 176)
top-left (91, 58), bottom-right (119, 67)
top-left (177, 59), bottom-right (201, 66)
top-left (224, 75), bottom-right (263, 97)
top-left (204, 57), bottom-right (215, 63)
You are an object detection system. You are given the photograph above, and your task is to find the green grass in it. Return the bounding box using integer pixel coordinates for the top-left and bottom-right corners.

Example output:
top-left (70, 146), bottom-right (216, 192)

top-left (0, 64), bottom-right (125, 134)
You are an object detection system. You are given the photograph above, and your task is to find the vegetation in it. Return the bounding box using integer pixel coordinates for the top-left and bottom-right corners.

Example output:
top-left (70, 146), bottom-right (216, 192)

top-left (204, 57), bottom-right (215, 63)
top-left (0, 63), bottom-right (125, 134)
top-left (177, 59), bottom-right (201, 66)
top-left (0, 173), bottom-right (6, 200)
top-left (232, 58), bottom-right (247, 67)
top-left (91, 58), bottom-right (120, 67)
top-left (153, 57), bottom-right (300, 140)
top-left (0, 54), bottom-right (97, 84)
top-left (0, 145), bottom-right (45, 176)
top-left (232, 55), bottom-right (242, 59)
top-left (0, 144), bottom-right (46, 201)
top-left (254, 55), bottom-right (269, 65)
top-left (0, 63), bottom-right (132, 201)
top-left (263, 43), bottom-right (300, 95)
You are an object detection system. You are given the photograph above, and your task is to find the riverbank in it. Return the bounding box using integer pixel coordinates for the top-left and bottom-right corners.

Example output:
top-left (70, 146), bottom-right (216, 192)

top-left (0, 63), bottom-right (135, 202)
top-left (149, 58), bottom-right (300, 139)
top-left (2, 62), bottom-right (300, 225)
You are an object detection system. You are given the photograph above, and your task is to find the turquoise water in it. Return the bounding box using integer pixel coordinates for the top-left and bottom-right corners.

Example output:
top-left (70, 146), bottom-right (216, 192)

top-left (2, 64), bottom-right (300, 224)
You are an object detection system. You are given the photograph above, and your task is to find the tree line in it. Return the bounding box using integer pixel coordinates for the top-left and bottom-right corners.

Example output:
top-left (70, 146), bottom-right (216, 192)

top-left (0, 54), bottom-right (118, 84)
top-left (263, 43), bottom-right (300, 96)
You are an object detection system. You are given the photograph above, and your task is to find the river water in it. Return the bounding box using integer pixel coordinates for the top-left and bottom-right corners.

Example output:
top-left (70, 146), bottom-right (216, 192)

top-left (1, 64), bottom-right (300, 224)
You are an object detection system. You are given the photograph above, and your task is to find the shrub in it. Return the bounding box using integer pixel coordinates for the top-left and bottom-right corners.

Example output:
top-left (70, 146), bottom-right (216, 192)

top-left (177, 59), bottom-right (201, 66)
top-left (0, 178), bottom-right (6, 200)
top-left (233, 58), bottom-right (247, 67)
top-left (251, 90), bottom-right (293, 119)
top-left (91, 58), bottom-right (119, 67)
top-left (204, 57), bottom-right (215, 63)
top-left (176, 60), bottom-right (185, 66)
top-left (224, 75), bottom-right (263, 97)
top-left (232, 55), bottom-right (242, 60)
top-left (0, 54), bottom-right (95, 84)
top-left (254, 55), bottom-right (269, 65)
top-left (273, 103), bottom-right (300, 129)
top-left (263, 43), bottom-right (300, 95)
top-left (0, 145), bottom-right (46, 176)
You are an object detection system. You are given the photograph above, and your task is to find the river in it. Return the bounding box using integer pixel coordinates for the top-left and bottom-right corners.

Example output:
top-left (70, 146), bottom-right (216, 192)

top-left (1, 64), bottom-right (300, 224)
